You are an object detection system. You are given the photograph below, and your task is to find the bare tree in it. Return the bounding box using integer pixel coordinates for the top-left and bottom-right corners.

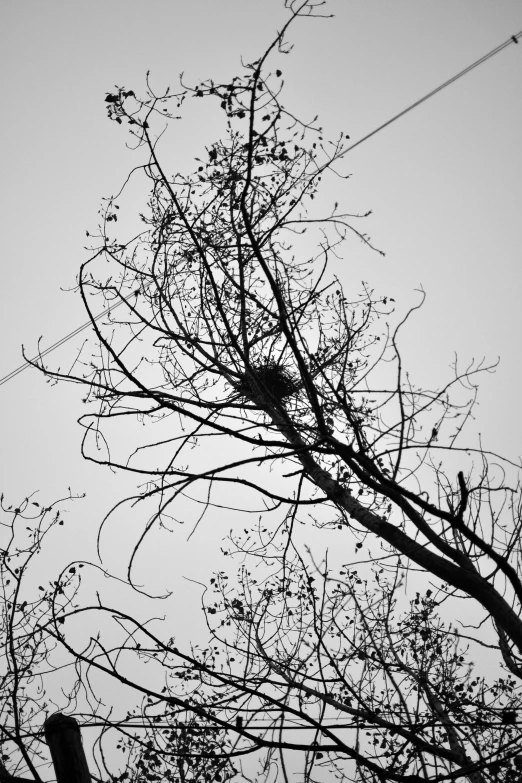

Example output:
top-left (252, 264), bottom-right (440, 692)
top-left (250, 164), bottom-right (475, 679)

top-left (25, 0), bottom-right (522, 780)
top-left (0, 493), bottom-right (243, 783)
top-left (41, 524), bottom-right (519, 783)
top-left (0, 493), bottom-right (81, 783)
top-left (2, 494), bottom-right (520, 782)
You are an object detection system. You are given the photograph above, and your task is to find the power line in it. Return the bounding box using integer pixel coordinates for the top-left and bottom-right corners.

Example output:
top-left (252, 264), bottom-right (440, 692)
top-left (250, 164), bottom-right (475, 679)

top-left (0, 288), bottom-right (142, 388)
top-left (343, 29), bottom-right (521, 155)
top-left (17, 718), bottom-right (522, 738)
top-left (1, 29), bottom-right (520, 389)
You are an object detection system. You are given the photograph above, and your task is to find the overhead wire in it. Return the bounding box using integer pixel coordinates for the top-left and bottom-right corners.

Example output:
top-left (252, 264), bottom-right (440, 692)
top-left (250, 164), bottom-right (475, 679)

top-left (16, 718), bottom-right (522, 738)
top-left (343, 29), bottom-right (521, 155)
top-left (0, 29), bottom-right (520, 389)
top-left (0, 287), bottom-right (144, 387)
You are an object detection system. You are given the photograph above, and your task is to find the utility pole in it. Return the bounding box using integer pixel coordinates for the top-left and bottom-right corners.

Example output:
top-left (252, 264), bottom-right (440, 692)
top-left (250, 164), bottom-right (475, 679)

top-left (44, 713), bottom-right (91, 783)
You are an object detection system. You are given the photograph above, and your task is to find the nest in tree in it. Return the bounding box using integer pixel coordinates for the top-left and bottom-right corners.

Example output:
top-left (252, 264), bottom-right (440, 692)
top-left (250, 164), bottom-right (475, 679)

top-left (234, 361), bottom-right (298, 404)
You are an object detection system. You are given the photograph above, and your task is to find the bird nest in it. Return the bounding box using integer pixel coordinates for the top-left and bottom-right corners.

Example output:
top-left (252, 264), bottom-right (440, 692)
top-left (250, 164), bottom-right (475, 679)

top-left (234, 361), bottom-right (297, 404)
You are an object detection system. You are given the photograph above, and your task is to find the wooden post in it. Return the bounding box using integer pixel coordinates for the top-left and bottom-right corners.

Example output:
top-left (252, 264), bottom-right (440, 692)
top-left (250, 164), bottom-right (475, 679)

top-left (44, 713), bottom-right (91, 783)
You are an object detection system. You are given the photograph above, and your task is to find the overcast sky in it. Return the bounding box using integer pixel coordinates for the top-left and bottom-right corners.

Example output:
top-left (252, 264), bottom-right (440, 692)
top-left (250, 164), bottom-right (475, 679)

top-left (1, 0), bottom-right (521, 603)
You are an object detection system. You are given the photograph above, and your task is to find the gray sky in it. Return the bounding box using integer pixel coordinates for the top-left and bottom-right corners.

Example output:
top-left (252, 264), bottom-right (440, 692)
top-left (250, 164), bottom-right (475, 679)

top-left (1, 4), bottom-right (522, 780)
top-left (1, 0), bottom-right (521, 607)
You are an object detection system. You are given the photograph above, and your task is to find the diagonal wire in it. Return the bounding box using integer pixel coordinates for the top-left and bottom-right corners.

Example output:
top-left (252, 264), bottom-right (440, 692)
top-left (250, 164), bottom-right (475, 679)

top-left (342, 29), bottom-right (521, 155)
top-left (0, 288), bottom-right (144, 387)
top-left (0, 29), bottom-right (520, 388)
